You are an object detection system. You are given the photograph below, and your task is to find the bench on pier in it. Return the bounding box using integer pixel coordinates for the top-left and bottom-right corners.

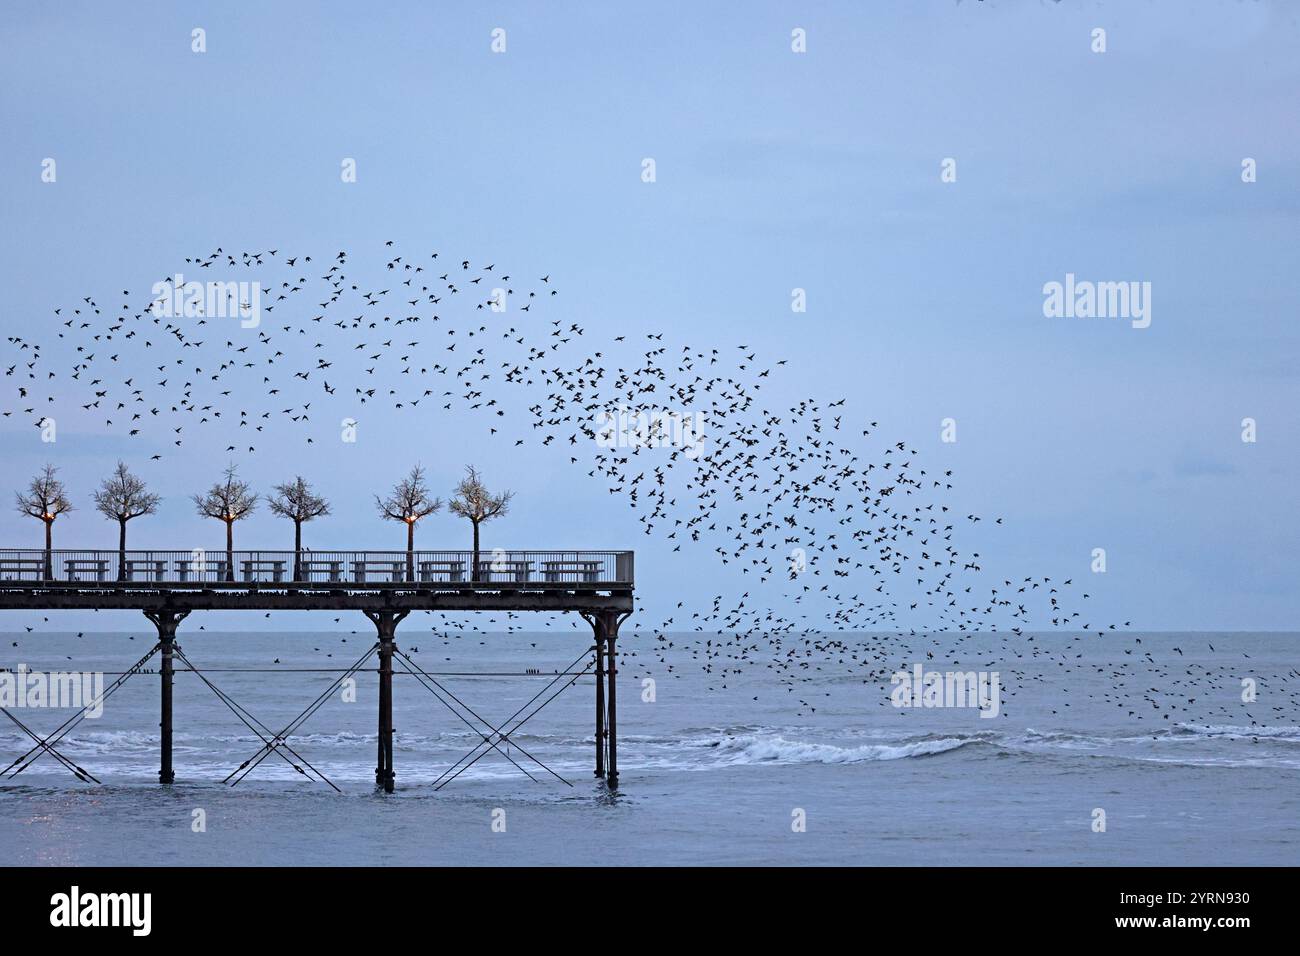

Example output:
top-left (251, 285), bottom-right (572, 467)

top-left (418, 559), bottom-right (466, 583)
top-left (298, 559), bottom-right (343, 583)
top-left (540, 560), bottom-right (603, 584)
top-left (0, 557), bottom-right (48, 580)
top-left (241, 559), bottom-right (287, 583)
top-left (473, 559), bottom-right (533, 583)
top-left (174, 558), bottom-right (230, 582)
top-left (351, 559), bottom-right (407, 583)
top-left (122, 558), bottom-right (167, 581)
top-left (64, 558), bottom-right (110, 582)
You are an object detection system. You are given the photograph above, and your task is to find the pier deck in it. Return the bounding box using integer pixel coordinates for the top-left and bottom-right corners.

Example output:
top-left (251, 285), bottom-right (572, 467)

top-left (0, 549), bottom-right (633, 791)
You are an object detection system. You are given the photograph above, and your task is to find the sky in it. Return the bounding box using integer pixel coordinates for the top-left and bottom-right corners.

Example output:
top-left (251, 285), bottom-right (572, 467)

top-left (0, 0), bottom-right (1297, 631)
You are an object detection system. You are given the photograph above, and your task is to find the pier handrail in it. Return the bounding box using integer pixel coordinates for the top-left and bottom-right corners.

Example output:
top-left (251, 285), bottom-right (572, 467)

top-left (0, 549), bottom-right (633, 589)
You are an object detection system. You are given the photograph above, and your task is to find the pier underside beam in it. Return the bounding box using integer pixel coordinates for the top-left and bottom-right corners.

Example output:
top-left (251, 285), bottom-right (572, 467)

top-left (0, 589), bottom-right (633, 614)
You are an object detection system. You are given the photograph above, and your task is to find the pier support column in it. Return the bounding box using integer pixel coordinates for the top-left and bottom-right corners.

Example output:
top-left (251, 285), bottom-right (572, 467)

top-left (364, 609), bottom-right (407, 794)
top-left (143, 608), bottom-right (189, 785)
top-left (589, 609), bottom-right (628, 789)
top-left (594, 632), bottom-right (606, 778)
top-left (584, 612), bottom-right (607, 778)
top-left (606, 617), bottom-right (619, 789)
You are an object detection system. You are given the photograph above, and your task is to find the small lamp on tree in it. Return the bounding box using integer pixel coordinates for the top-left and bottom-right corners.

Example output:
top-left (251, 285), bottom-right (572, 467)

top-left (15, 464), bottom-right (73, 580)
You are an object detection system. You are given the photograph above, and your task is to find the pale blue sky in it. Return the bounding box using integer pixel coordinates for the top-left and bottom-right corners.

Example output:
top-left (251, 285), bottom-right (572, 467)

top-left (1, 1), bottom-right (1297, 631)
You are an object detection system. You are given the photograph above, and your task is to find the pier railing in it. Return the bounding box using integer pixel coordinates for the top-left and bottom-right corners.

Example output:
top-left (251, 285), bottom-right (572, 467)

top-left (0, 549), bottom-right (634, 590)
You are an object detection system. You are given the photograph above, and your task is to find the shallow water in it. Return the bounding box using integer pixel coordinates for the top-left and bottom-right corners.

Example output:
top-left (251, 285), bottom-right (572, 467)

top-left (1, 630), bottom-right (1296, 865)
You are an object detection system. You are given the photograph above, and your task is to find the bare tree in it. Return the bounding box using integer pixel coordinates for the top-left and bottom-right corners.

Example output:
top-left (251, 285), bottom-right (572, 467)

top-left (193, 464), bottom-right (258, 582)
top-left (375, 465), bottom-right (441, 581)
top-left (15, 464), bottom-right (73, 579)
top-left (92, 461), bottom-right (161, 580)
top-left (448, 465), bottom-right (513, 581)
top-left (268, 476), bottom-right (330, 580)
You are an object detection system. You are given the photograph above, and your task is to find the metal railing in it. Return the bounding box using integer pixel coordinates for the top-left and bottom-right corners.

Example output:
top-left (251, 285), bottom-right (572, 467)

top-left (0, 550), bottom-right (634, 589)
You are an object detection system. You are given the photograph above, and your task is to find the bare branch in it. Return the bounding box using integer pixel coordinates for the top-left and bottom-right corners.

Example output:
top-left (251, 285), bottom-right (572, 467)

top-left (193, 464), bottom-right (258, 522)
top-left (268, 476), bottom-right (330, 523)
top-left (92, 461), bottom-right (161, 522)
top-left (448, 464), bottom-right (512, 524)
top-left (15, 464), bottom-right (73, 522)
top-left (376, 464), bottom-right (442, 523)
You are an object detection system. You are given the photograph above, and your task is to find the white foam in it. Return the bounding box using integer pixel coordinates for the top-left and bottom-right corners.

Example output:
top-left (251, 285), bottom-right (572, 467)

top-left (1175, 723), bottom-right (1300, 740)
top-left (707, 733), bottom-right (977, 765)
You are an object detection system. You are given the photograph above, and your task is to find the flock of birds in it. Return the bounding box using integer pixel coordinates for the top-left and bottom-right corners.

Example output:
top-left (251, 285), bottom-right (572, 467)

top-left (4, 243), bottom-right (1294, 735)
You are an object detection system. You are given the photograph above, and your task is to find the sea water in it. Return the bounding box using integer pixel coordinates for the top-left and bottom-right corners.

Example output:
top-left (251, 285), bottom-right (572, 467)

top-left (1, 630), bottom-right (1296, 866)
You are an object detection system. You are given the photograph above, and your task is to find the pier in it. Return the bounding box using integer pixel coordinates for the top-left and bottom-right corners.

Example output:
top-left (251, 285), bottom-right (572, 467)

top-left (0, 549), bottom-right (633, 792)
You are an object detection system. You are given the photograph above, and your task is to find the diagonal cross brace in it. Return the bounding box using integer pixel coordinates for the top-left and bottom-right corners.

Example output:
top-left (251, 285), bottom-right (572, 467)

top-left (434, 659), bottom-right (595, 790)
top-left (195, 643), bottom-right (378, 789)
top-left (1, 643), bottom-right (160, 782)
top-left (1, 707), bottom-right (100, 783)
top-left (392, 650), bottom-right (546, 785)
top-left (175, 646), bottom-right (336, 789)
top-left (394, 646), bottom-right (595, 789)
top-left (171, 645), bottom-right (356, 793)
top-left (223, 645), bottom-right (379, 790)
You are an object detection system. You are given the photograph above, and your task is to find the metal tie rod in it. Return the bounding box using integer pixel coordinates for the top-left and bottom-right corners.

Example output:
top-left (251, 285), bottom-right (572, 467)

top-left (171, 645), bottom-right (342, 793)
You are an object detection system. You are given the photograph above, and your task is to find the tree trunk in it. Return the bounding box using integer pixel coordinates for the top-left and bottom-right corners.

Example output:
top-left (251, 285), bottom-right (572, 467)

top-left (225, 520), bottom-right (235, 582)
top-left (293, 519), bottom-right (303, 581)
top-left (472, 520), bottom-right (481, 582)
top-left (118, 517), bottom-right (128, 581)
top-left (43, 519), bottom-right (53, 580)
top-left (406, 521), bottom-right (415, 582)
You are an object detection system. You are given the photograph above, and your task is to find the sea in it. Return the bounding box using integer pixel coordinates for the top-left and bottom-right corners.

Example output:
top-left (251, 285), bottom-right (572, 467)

top-left (1, 630), bottom-right (1297, 866)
